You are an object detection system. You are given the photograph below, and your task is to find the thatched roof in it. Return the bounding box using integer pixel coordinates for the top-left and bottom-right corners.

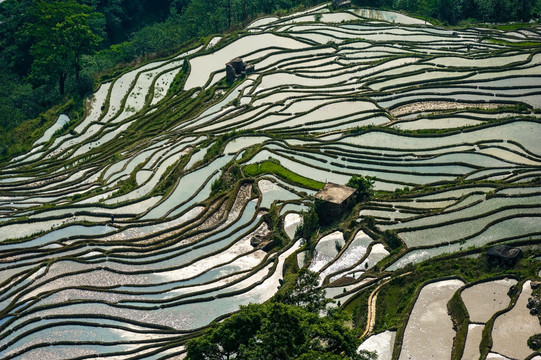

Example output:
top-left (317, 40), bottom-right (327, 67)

top-left (315, 183), bottom-right (356, 205)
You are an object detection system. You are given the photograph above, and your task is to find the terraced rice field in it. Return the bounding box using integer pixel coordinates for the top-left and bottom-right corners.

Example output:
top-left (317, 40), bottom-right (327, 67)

top-left (1, 3), bottom-right (541, 359)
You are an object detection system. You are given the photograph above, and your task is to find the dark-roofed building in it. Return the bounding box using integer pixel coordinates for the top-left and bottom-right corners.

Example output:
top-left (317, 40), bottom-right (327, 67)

top-left (486, 245), bottom-right (523, 266)
top-left (315, 183), bottom-right (356, 223)
top-left (225, 57), bottom-right (254, 83)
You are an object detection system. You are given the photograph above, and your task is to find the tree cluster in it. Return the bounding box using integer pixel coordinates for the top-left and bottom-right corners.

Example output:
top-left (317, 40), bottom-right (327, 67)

top-left (382, 229), bottom-right (402, 251)
top-left (186, 268), bottom-right (378, 360)
top-left (186, 267), bottom-right (377, 359)
top-left (186, 302), bottom-right (376, 360)
top-left (353, 0), bottom-right (538, 24)
top-left (299, 205), bottom-right (320, 242)
top-left (0, 0), bottom-right (326, 161)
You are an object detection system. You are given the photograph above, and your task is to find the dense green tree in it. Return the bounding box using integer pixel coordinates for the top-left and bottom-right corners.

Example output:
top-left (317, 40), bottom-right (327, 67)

top-left (185, 302), bottom-right (376, 360)
top-left (21, 1), bottom-right (104, 95)
top-left (0, 0), bottom-right (35, 76)
top-left (438, 0), bottom-right (463, 24)
top-left (186, 304), bottom-right (266, 360)
top-left (346, 175), bottom-right (375, 203)
top-left (352, 0), bottom-right (537, 22)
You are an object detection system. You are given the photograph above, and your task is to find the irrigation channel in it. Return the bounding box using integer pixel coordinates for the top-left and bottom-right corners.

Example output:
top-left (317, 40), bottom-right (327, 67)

top-left (1, 3), bottom-right (541, 359)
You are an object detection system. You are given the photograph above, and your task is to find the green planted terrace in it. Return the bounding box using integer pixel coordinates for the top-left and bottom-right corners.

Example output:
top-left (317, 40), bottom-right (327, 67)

top-left (244, 160), bottom-right (325, 190)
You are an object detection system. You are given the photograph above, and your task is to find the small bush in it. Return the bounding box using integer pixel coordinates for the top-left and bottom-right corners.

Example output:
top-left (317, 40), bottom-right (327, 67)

top-left (529, 334), bottom-right (541, 350)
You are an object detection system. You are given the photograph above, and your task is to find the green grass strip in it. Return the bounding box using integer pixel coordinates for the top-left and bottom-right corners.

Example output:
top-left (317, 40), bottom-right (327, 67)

top-left (244, 161), bottom-right (325, 191)
top-left (487, 38), bottom-right (541, 47)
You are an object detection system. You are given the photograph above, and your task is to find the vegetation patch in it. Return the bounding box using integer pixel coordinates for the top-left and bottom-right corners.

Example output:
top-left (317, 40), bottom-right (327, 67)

top-left (370, 253), bottom-right (538, 334)
top-left (244, 160), bottom-right (325, 190)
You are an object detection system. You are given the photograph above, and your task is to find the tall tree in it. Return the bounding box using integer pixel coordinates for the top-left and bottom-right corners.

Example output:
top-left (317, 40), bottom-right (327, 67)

top-left (22, 1), bottom-right (104, 95)
top-left (274, 268), bottom-right (331, 313)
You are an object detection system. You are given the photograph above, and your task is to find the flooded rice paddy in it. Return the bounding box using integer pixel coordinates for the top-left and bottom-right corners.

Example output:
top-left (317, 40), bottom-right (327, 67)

top-left (1, 4), bottom-right (541, 359)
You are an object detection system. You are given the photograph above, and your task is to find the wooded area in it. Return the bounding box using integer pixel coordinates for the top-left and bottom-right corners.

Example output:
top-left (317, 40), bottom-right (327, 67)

top-left (354, 0), bottom-right (538, 24)
top-left (0, 0), bottom-right (539, 160)
top-left (0, 0), bottom-right (325, 159)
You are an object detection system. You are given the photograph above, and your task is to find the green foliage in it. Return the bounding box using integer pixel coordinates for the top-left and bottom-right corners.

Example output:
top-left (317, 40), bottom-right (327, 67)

top-left (244, 160), bottom-right (325, 190)
top-left (211, 163), bottom-right (244, 195)
top-left (185, 302), bottom-right (376, 360)
top-left (487, 38), bottom-right (541, 47)
top-left (364, 215), bottom-right (376, 230)
top-left (353, 0), bottom-right (537, 24)
top-left (238, 144), bottom-right (262, 163)
top-left (112, 164), bottom-right (143, 197)
top-left (382, 230), bottom-right (402, 251)
top-left (347, 175), bottom-right (375, 202)
top-left (186, 303), bottom-right (266, 360)
top-left (261, 203), bottom-right (288, 249)
top-left (371, 254), bottom-right (538, 333)
top-left (0, 0), bottom-right (328, 154)
top-left (528, 333), bottom-right (541, 350)
top-left (299, 206), bottom-right (320, 242)
top-left (0, 101), bottom-right (72, 164)
top-left (22, 1), bottom-right (104, 94)
top-left (203, 141), bottom-right (223, 163)
top-left (448, 291), bottom-right (469, 359)
top-left (392, 186), bottom-right (411, 197)
top-left (113, 174), bottom-right (137, 197)
top-left (346, 289), bottom-right (371, 329)
top-left (210, 177), bottom-right (223, 193)
top-left (274, 268), bottom-right (332, 313)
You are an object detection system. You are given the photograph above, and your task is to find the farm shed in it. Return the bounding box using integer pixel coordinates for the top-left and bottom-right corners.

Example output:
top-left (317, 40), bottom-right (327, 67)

top-left (315, 183), bottom-right (356, 222)
top-left (225, 57), bottom-right (254, 82)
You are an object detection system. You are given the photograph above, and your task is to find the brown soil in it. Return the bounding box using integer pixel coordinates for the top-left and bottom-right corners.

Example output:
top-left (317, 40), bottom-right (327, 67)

top-left (391, 101), bottom-right (501, 117)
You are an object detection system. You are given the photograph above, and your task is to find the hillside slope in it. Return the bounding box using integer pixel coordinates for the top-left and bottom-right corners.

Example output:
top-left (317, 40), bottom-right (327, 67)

top-left (1, 4), bottom-right (541, 359)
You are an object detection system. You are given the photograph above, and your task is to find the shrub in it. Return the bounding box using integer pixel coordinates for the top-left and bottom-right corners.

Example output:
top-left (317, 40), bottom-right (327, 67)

top-left (382, 230), bottom-right (402, 250)
top-left (528, 334), bottom-right (541, 350)
top-left (347, 175), bottom-right (375, 202)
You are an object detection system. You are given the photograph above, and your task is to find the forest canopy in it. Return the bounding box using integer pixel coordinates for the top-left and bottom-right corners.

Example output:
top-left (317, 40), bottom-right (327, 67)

top-left (0, 0), bottom-right (325, 159)
top-left (354, 0), bottom-right (538, 24)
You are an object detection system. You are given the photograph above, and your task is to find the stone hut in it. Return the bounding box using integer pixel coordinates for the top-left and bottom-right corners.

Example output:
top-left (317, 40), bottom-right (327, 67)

top-left (486, 245), bottom-right (523, 266)
top-left (225, 57), bottom-right (254, 82)
top-left (332, 0), bottom-right (351, 8)
top-left (314, 183), bottom-right (356, 223)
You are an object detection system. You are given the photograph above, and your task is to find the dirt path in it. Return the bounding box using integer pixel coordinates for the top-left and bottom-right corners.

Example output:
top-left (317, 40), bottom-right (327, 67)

top-left (361, 276), bottom-right (391, 338)
top-left (361, 272), bottom-right (413, 338)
